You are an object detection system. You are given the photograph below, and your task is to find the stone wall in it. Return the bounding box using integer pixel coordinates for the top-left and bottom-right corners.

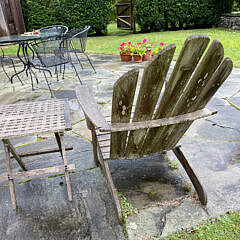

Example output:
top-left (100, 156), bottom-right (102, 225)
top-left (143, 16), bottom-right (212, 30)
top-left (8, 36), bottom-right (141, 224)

top-left (218, 13), bottom-right (240, 30)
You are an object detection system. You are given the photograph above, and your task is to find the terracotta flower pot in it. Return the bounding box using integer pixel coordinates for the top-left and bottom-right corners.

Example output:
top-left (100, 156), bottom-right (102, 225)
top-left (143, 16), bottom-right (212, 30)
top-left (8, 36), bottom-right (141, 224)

top-left (143, 51), bottom-right (151, 61)
top-left (120, 53), bottom-right (132, 62)
top-left (133, 54), bottom-right (142, 63)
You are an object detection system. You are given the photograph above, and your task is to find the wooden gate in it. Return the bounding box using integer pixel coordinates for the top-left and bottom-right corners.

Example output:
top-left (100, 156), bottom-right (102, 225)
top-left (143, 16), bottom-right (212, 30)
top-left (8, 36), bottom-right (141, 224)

top-left (0, 0), bottom-right (25, 37)
top-left (116, 0), bottom-right (135, 33)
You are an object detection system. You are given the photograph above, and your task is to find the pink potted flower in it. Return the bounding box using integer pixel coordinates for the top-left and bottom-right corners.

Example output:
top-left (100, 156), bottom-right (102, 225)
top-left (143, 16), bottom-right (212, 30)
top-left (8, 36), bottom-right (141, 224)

top-left (119, 41), bottom-right (132, 62)
top-left (141, 39), bottom-right (154, 61)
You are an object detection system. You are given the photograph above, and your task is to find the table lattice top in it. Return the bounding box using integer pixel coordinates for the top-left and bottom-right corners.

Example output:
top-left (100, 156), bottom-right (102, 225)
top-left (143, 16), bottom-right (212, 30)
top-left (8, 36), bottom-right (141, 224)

top-left (0, 99), bottom-right (71, 139)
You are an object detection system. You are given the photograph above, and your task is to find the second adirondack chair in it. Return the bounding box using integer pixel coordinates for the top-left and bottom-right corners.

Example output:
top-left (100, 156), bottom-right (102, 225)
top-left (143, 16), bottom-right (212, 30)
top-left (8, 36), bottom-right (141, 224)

top-left (76, 35), bottom-right (233, 223)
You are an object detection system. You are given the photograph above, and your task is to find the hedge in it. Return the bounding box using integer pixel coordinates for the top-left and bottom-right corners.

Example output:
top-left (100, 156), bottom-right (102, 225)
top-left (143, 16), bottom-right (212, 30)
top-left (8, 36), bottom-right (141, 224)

top-left (21, 0), bottom-right (115, 35)
top-left (134, 0), bottom-right (234, 32)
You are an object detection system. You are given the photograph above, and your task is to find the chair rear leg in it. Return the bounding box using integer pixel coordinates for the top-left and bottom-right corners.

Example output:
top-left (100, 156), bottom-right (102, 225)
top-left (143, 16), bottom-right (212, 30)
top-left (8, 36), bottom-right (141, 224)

top-left (28, 69), bottom-right (34, 91)
top-left (62, 64), bottom-right (66, 80)
top-left (29, 68), bottom-right (39, 85)
top-left (3, 140), bottom-right (17, 210)
top-left (71, 62), bottom-right (82, 84)
top-left (75, 52), bottom-right (83, 70)
top-left (172, 146), bottom-right (207, 205)
top-left (10, 59), bottom-right (24, 85)
top-left (84, 53), bottom-right (96, 73)
top-left (1, 61), bottom-right (11, 82)
top-left (43, 71), bottom-right (54, 98)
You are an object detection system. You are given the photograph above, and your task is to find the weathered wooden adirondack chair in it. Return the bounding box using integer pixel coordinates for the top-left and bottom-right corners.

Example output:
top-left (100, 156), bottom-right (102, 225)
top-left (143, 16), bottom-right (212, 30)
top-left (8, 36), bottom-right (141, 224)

top-left (76, 35), bottom-right (233, 223)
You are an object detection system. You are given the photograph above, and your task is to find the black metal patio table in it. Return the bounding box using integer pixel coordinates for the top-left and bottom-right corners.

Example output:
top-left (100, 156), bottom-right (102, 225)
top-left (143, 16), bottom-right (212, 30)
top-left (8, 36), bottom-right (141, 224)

top-left (0, 33), bottom-right (59, 88)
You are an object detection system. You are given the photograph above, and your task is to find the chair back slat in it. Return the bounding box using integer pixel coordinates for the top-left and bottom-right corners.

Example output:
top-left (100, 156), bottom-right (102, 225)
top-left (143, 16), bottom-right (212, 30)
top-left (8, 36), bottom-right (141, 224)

top-left (156, 35), bottom-right (210, 119)
top-left (110, 69), bottom-right (139, 159)
top-left (143, 40), bottom-right (226, 153)
top-left (140, 35), bottom-right (210, 154)
top-left (69, 26), bottom-right (90, 53)
top-left (125, 45), bottom-right (176, 157)
top-left (165, 57), bottom-right (233, 149)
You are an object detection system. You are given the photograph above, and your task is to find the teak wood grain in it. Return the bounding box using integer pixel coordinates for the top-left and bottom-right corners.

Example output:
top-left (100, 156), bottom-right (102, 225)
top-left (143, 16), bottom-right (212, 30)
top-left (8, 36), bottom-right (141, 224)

top-left (141, 35), bottom-right (210, 154)
top-left (126, 45), bottom-right (176, 156)
top-left (110, 69), bottom-right (139, 159)
top-left (143, 39), bottom-right (226, 153)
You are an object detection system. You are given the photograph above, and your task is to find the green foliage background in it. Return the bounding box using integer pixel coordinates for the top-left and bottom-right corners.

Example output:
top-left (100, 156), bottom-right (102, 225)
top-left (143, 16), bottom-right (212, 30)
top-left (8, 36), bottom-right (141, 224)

top-left (20, 0), bottom-right (116, 35)
top-left (133, 0), bottom-right (235, 32)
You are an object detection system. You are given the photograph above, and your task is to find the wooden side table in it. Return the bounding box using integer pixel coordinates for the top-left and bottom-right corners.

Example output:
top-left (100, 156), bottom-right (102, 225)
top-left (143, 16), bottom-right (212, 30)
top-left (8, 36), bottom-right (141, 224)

top-left (0, 99), bottom-right (75, 210)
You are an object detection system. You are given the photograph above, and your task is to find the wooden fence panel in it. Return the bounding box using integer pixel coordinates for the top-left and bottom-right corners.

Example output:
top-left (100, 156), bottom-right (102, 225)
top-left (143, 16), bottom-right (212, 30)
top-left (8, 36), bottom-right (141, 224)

top-left (0, 0), bottom-right (25, 37)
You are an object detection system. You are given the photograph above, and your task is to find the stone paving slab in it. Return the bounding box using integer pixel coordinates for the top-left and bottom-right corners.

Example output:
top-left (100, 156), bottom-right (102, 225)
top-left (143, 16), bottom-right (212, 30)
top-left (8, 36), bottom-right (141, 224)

top-left (0, 168), bottom-right (125, 240)
top-left (1, 53), bottom-right (240, 239)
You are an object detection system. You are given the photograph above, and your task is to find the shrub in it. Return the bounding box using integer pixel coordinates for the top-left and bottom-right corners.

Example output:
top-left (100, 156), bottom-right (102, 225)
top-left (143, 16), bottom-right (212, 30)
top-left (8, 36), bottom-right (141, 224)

top-left (133, 0), bottom-right (235, 32)
top-left (22, 0), bottom-right (114, 35)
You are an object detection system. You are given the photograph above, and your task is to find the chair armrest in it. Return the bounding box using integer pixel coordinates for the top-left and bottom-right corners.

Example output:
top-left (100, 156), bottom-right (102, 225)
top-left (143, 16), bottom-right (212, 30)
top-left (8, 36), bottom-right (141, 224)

top-left (75, 85), bottom-right (110, 130)
top-left (106, 108), bottom-right (217, 132)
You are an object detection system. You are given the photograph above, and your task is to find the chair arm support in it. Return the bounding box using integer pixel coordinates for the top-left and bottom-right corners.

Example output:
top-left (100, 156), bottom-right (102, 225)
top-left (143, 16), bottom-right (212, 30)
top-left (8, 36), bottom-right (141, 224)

top-left (75, 84), bottom-right (110, 130)
top-left (100, 108), bottom-right (217, 132)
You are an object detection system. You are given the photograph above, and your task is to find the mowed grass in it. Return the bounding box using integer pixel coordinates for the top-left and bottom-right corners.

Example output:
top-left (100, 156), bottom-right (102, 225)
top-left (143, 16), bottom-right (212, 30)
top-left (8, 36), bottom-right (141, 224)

top-left (167, 211), bottom-right (240, 240)
top-left (2, 23), bottom-right (240, 68)
top-left (87, 23), bottom-right (240, 67)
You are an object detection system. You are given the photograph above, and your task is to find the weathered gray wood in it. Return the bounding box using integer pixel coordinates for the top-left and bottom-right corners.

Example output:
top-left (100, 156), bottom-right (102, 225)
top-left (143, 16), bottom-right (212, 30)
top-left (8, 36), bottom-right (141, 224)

top-left (173, 146), bottom-right (207, 205)
top-left (157, 35), bottom-right (210, 118)
top-left (125, 44), bottom-right (176, 157)
top-left (167, 57), bottom-right (233, 149)
top-left (110, 69), bottom-right (139, 159)
top-left (96, 137), bottom-right (122, 222)
top-left (2, 139), bottom-right (27, 171)
top-left (13, 146), bottom-right (73, 158)
top-left (103, 159), bottom-right (123, 223)
top-left (64, 99), bottom-right (72, 130)
top-left (57, 132), bottom-right (73, 201)
top-left (140, 35), bottom-right (210, 155)
top-left (145, 39), bottom-right (225, 153)
top-left (100, 108), bottom-right (216, 132)
top-left (75, 85), bottom-right (110, 130)
top-left (0, 164), bottom-right (76, 182)
top-left (3, 140), bottom-right (17, 210)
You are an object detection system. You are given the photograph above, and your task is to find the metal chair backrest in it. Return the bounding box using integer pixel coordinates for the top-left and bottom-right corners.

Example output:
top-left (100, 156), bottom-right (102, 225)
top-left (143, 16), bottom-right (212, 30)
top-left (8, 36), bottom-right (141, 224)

top-left (40, 25), bottom-right (68, 38)
top-left (67, 26), bottom-right (90, 53)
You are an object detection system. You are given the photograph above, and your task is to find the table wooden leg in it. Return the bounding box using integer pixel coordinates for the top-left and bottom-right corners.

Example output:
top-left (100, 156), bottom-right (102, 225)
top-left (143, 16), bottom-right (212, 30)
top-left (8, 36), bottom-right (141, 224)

top-left (2, 139), bottom-right (27, 171)
top-left (3, 141), bottom-right (17, 210)
top-left (54, 132), bottom-right (72, 201)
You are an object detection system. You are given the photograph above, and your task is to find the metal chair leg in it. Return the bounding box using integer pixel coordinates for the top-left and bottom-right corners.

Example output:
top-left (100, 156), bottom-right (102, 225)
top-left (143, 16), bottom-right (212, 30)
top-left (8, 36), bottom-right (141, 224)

top-left (75, 52), bottom-right (83, 70)
top-left (84, 52), bottom-right (96, 73)
top-left (43, 71), bottom-right (54, 98)
top-left (10, 59), bottom-right (24, 85)
top-left (1, 61), bottom-right (11, 82)
top-left (71, 61), bottom-right (82, 84)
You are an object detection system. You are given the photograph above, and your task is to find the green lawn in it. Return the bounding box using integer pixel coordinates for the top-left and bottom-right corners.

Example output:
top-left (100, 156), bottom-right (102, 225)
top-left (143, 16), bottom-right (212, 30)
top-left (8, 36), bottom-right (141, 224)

top-left (166, 211), bottom-right (240, 240)
top-left (2, 23), bottom-right (240, 68)
top-left (87, 23), bottom-right (240, 68)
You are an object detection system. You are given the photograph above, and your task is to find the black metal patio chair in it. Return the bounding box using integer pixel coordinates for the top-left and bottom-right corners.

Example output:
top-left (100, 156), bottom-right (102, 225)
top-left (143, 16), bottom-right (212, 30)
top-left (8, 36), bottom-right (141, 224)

top-left (0, 47), bottom-right (23, 85)
top-left (28, 38), bottom-right (81, 97)
top-left (39, 25), bottom-right (69, 39)
top-left (65, 26), bottom-right (96, 73)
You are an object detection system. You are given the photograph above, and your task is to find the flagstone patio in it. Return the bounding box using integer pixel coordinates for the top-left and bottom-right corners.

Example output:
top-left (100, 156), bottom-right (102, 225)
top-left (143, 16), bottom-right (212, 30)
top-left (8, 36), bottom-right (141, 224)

top-left (0, 53), bottom-right (240, 239)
